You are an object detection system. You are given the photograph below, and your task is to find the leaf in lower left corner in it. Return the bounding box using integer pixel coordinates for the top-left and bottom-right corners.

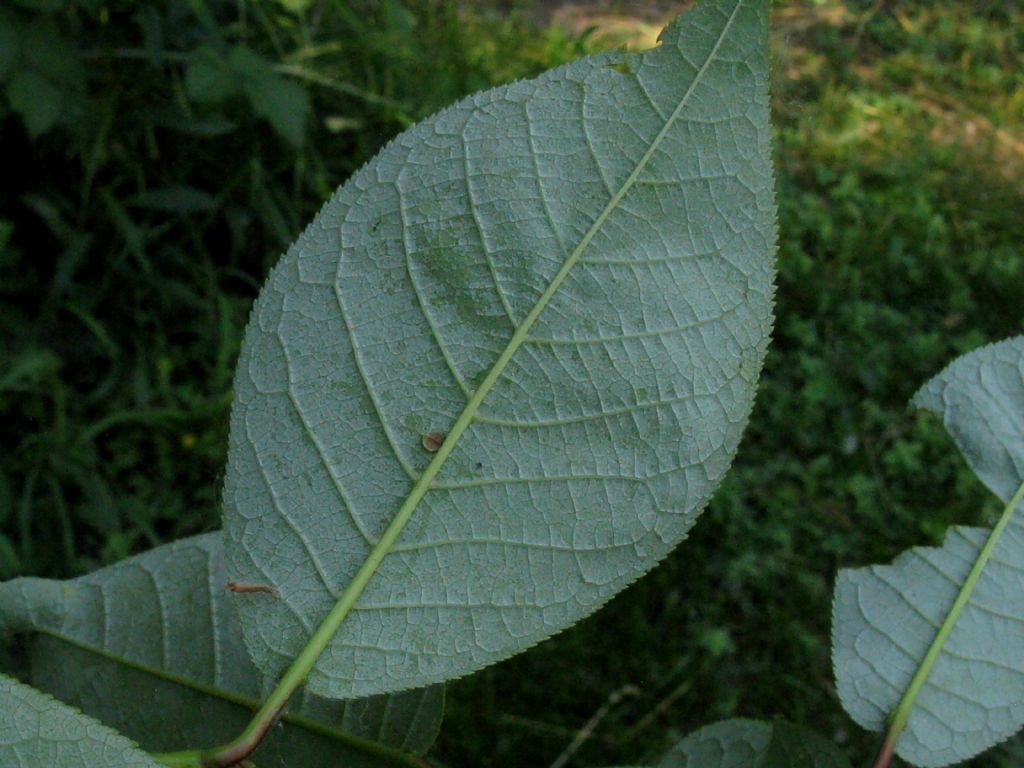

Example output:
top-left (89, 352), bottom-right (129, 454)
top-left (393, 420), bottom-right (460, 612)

top-left (0, 532), bottom-right (443, 768)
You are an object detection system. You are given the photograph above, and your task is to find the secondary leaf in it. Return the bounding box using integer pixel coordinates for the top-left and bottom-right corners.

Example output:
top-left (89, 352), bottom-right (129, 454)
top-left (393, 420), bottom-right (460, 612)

top-left (184, 45), bottom-right (310, 145)
top-left (832, 336), bottom-right (1024, 767)
top-left (915, 337), bottom-right (1024, 502)
top-left (8, 70), bottom-right (63, 138)
top-left (185, 47), bottom-right (238, 103)
top-left (230, 46), bottom-right (310, 147)
top-left (623, 719), bottom-right (849, 768)
top-left (224, 0), bottom-right (775, 700)
top-left (2, 17), bottom-right (85, 138)
top-left (0, 672), bottom-right (160, 768)
top-left (0, 533), bottom-right (443, 767)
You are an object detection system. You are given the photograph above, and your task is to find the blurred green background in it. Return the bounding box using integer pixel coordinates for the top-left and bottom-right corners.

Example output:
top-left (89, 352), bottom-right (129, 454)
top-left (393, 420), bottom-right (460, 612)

top-left (0, 0), bottom-right (1022, 766)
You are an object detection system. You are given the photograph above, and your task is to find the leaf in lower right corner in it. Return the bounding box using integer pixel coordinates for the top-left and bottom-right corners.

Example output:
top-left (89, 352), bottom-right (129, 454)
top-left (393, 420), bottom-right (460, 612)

top-left (0, 533), bottom-right (443, 768)
top-left (652, 719), bottom-right (849, 768)
top-left (0, 673), bottom-right (160, 767)
top-left (832, 336), bottom-right (1024, 767)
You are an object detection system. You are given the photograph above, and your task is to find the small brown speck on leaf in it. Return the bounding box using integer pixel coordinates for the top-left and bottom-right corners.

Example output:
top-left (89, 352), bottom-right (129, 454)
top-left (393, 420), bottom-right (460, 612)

top-left (227, 581), bottom-right (279, 597)
top-left (422, 431), bottom-right (445, 452)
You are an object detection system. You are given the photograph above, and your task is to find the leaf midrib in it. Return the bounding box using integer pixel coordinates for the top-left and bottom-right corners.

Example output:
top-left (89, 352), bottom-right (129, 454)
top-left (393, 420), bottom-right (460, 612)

top-left (882, 479), bottom-right (1024, 751)
top-left (284, 0), bottom-right (745, 685)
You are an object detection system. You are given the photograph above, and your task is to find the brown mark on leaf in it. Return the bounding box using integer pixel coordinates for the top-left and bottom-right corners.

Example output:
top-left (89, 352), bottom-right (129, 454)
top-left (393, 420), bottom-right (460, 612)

top-left (421, 431), bottom-right (445, 453)
top-left (227, 581), bottom-right (279, 597)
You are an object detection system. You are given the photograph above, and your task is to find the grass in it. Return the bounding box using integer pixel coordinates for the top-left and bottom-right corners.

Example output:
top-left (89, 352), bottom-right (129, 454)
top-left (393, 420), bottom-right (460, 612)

top-left (1, 1), bottom-right (1023, 766)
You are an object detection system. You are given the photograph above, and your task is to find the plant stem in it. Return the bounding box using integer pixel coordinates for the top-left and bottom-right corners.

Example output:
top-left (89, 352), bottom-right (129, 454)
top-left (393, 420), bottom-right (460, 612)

top-left (151, 714), bottom-right (430, 768)
top-left (870, 732), bottom-right (897, 768)
top-left (149, 678), bottom-right (431, 767)
top-left (869, 479), bottom-right (1024, 768)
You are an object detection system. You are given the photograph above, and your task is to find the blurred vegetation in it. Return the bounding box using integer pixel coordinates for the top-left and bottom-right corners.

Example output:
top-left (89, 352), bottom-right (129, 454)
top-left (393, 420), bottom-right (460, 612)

top-left (0, 0), bottom-right (1021, 767)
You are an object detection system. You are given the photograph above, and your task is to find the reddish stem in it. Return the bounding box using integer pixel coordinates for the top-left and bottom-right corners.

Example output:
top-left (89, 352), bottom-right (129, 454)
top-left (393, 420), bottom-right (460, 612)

top-left (204, 702), bottom-right (286, 767)
top-left (870, 733), bottom-right (897, 768)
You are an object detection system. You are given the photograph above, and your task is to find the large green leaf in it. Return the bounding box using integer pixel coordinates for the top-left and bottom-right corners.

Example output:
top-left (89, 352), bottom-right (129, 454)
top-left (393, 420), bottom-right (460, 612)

top-left (625, 719), bottom-right (849, 768)
top-left (0, 672), bottom-right (159, 768)
top-left (832, 337), bottom-right (1024, 767)
top-left (224, 0), bottom-right (775, 700)
top-left (0, 533), bottom-right (442, 767)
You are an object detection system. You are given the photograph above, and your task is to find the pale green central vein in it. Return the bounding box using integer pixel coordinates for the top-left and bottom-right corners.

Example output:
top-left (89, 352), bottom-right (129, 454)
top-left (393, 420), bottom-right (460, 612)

top-left (197, 3), bottom-right (743, 762)
top-left (882, 479), bottom-right (1024, 752)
